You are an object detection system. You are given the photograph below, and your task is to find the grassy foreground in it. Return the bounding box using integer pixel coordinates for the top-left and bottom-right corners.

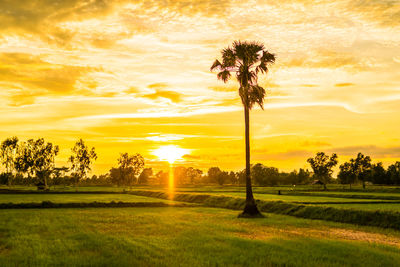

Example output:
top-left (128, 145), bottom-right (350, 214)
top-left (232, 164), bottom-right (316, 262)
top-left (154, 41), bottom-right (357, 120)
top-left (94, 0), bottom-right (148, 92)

top-left (1, 207), bottom-right (400, 266)
top-left (130, 190), bottom-right (400, 230)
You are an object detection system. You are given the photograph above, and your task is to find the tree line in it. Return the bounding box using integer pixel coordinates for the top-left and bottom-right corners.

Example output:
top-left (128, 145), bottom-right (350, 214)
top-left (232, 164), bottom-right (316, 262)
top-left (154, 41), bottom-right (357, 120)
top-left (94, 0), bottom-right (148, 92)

top-left (306, 151), bottom-right (400, 189)
top-left (0, 136), bottom-right (96, 189)
top-left (2, 136), bottom-right (400, 189)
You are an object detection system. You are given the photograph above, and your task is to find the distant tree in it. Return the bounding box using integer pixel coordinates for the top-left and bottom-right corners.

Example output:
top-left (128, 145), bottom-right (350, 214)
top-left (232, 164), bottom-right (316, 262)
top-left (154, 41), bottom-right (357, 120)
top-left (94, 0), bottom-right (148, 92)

top-left (352, 153), bottom-right (372, 189)
top-left (0, 136), bottom-right (19, 186)
top-left (251, 163), bottom-right (266, 186)
top-left (186, 167), bottom-right (203, 184)
top-left (109, 167), bottom-right (121, 186)
top-left (156, 170), bottom-right (169, 185)
top-left (307, 152), bottom-right (338, 190)
top-left (369, 163), bottom-right (387, 184)
top-left (15, 138), bottom-right (59, 189)
top-left (251, 163), bottom-right (280, 186)
top-left (211, 40), bottom-right (275, 217)
top-left (237, 169), bottom-right (246, 185)
top-left (228, 171), bottom-right (238, 184)
top-left (69, 139), bottom-right (97, 187)
top-left (387, 162), bottom-right (400, 185)
top-left (297, 168), bottom-right (311, 184)
top-left (138, 167), bottom-right (153, 184)
top-left (53, 166), bottom-right (69, 189)
top-left (217, 171), bottom-right (230, 186)
top-left (117, 153), bottom-right (144, 186)
top-left (338, 162), bottom-right (356, 189)
top-left (207, 167), bottom-right (222, 184)
top-left (174, 166), bottom-right (188, 185)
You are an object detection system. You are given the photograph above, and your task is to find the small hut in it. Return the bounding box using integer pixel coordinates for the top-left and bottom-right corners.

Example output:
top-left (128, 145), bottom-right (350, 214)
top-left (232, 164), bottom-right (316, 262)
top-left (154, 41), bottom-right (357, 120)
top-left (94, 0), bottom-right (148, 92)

top-left (311, 179), bottom-right (325, 190)
top-left (311, 180), bottom-right (324, 185)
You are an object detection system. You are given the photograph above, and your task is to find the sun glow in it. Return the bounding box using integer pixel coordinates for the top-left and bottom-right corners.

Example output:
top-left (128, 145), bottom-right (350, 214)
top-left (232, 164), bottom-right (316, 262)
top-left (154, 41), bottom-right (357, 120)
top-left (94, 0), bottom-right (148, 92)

top-left (152, 145), bottom-right (190, 164)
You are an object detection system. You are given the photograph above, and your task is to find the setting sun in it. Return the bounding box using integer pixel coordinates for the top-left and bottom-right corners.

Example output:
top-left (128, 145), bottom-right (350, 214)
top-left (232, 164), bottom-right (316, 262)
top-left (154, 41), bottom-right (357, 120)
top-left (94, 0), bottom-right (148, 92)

top-left (152, 145), bottom-right (190, 164)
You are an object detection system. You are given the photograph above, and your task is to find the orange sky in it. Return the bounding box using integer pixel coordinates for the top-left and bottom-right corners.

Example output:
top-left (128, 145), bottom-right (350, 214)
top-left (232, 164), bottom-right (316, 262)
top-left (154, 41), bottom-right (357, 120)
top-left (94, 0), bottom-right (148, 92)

top-left (0, 0), bottom-right (399, 174)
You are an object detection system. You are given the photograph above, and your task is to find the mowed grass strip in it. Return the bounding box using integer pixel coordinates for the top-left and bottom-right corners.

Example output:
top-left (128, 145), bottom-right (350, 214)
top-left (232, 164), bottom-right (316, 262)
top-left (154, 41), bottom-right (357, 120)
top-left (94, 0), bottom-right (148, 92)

top-left (1, 207), bottom-right (400, 266)
top-left (0, 201), bottom-right (194, 209)
top-left (222, 192), bottom-right (400, 203)
top-left (0, 193), bottom-right (172, 204)
top-left (130, 190), bottom-right (400, 230)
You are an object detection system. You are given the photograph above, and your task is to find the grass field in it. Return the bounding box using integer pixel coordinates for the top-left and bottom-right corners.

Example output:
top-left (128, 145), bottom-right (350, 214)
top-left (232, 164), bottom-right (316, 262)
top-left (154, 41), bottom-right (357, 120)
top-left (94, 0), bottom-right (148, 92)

top-left (0, 194), bottom-right (173, 204)
top-left (2, 185), bottom-right (400, 266)
top-left (1, 207), bottom-right (400, 266)
top-left (311, 203), bottom-right (400, 211)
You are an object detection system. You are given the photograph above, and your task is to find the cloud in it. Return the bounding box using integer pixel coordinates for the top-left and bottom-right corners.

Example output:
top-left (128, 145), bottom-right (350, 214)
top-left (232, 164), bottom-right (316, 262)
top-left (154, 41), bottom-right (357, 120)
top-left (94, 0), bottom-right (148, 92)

top-left (335, 83), bottom-right (355, 87)
top-left (301, 140), bottom-right (331, 147)
top-left (142, 90), bottom-right (182, 103)
top-left (125, 86), bottom-right (140, 94)
top-left (147, 83), bottom-right (169, 90)
top-left (253, 149), bottom-right (313, 161)
top-left (347, 0), bottom-right (400, 27)
top-left (0, 0), bottom-right (118, 33)
top-left (327, 145), bottom-right (400, 158)
top-left (301, 84), bottom-right (319, 87)
top-left (183, 154), bottom-right (201, 160)
top-left (283, 50), bottom-right (369, 71)
top-left (0, 53), bottom-right (96, 105)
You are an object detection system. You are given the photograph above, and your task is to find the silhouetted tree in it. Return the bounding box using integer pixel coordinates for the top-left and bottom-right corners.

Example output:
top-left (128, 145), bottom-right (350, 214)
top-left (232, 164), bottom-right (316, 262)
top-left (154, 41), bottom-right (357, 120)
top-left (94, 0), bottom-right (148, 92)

top-left (251, 163), bottom-right (280, 186)
top-left (174, 166), bottom-right (189, 185)
top-left (0, 136), bottom-right (19, 186)
top-left (186, 167), bottom-right (203, 184)
top-left (117, 153), bottom-right (144, 186)
top-left (15, 138), bottom-right (59, 189)
top-left (297, 168), bottom-right (311, 184)
top-left (211, 40), bottom-right (275, 217)
top-left (228, 171), bottom-right (238, 184)
top-left (109, 167), bottom-right (121, 186)
top-left (69, 139), bottom-right (97, 187)
top-left (156, 170), bottom-right (169, 185)
top-left (217, 171), bottom-right (230, 186)
top-left (369, 162), bottom-right (387, 184)
top-left (207, 167), bottom-right (222, 184)
top-left (53, 166), bottom-right (69, 189)
top-left (138, 167), bottom-right (153, 184)
top-left (387, 162), bottom-right (400, 185)
top-left (338, 162), bottom-right (356, 189)
top-left (351, 153), bottom-right (372, 189)
top-left (307, 152), bottom-right (338, 190)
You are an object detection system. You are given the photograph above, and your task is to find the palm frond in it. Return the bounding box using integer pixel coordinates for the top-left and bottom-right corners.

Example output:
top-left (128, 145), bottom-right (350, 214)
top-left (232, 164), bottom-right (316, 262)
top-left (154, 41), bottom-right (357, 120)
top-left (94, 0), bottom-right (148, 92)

top-left (256, 62), bottom-right (267, 74)
top-left (210, 59), bottom-right (222, 71)
top-left (261, 51), bottom-right (276, 64)
top-left (248, 85), bottom-right (266, 110)
top-left (222, 47), bottom-right (236, 68)
top-left (217, 70), bottom-right (231, 83)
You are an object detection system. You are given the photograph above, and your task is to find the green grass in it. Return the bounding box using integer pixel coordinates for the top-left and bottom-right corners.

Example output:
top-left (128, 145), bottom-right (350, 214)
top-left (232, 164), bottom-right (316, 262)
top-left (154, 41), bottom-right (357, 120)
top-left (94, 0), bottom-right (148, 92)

top-left (0, 194), bottom-right (172, 204)
top-left (1, 207), bottom-right (400, 266)
top-left (131, 190), bottom-right (400, 230)
top-left (221, 192), bottom-right (398, 203)
top-left (313, 203), bottom-right (400, 211)
top-left (0, 185), bottom-right (128, 192)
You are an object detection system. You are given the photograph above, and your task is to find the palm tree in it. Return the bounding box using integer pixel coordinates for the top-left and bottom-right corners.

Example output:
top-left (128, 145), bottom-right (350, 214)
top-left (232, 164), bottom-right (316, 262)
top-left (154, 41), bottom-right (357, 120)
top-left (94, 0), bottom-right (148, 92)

top-left (211, 41), bottom-right (275, 217)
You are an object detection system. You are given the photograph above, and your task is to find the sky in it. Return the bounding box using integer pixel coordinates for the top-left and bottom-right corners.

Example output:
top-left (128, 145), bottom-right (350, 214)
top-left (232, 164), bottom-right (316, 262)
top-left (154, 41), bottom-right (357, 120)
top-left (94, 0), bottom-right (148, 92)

top-left (0, 0), bottom-right (399, 174)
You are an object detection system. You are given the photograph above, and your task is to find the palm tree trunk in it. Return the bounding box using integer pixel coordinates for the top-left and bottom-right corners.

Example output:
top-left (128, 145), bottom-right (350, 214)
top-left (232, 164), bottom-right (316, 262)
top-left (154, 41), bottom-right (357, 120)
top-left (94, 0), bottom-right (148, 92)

top-left (239, 105), bottom-right (262, 217)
